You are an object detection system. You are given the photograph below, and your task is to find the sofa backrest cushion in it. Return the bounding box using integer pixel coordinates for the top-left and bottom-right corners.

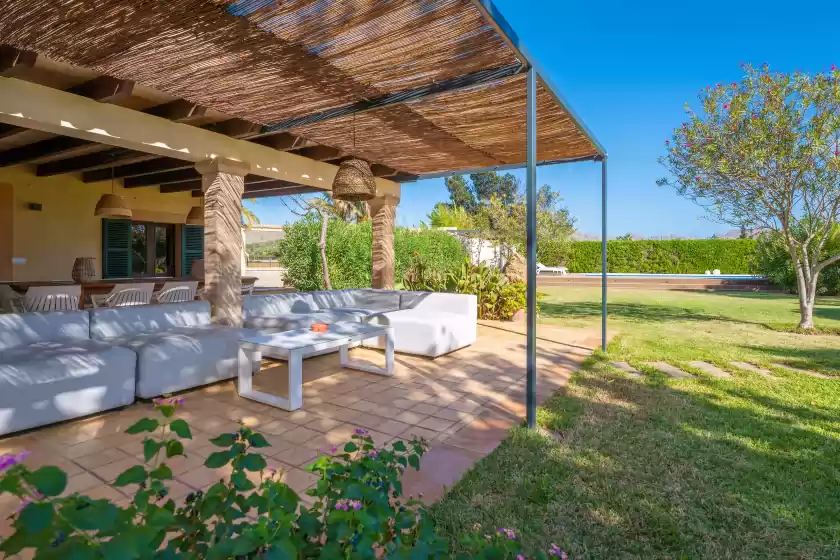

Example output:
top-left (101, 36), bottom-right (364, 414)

top-left (89, 300), bottom-right (210, 340)
top-left (243, 293), bottom-right (315, 318)
top-left (399, 291), bottom-right (477, 318)
top-left (345, 289), bottom-right (401, 311)
top-left (308, 290), bottom-right (359, 310)
top-left (0, 311), bottom-right (91, 352)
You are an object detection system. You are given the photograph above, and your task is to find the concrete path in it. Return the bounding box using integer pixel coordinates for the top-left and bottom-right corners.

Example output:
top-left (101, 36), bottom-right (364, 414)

top-left (645, 362), bottom-right (693, 378)
top-left (687, 361), bottom-right (731, 378)
top-left (611, 361), bottom-right (643, 378)
top-left (771, 363), bottom-right (831, 379)
top-left (730, 361), bottom-right (776, 378)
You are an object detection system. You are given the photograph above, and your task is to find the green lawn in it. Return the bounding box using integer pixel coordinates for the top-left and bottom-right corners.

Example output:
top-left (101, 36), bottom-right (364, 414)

top-left (431, 288), bottom-right (840, 559)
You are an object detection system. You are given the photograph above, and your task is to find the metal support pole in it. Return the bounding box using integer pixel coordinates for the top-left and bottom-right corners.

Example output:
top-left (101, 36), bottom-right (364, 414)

top-left (601, 158), bottom-right (608, 351)
top-left (525, 68), bottom-right (537, 429)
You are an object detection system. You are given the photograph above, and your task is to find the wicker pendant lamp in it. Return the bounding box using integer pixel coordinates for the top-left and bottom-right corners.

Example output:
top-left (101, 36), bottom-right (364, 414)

top-left (186, 196), bottom-right (203, 225)
top-left (331, 114), bottom-right (375, 201)
top-left (94, 168), bottom-right (132, 218)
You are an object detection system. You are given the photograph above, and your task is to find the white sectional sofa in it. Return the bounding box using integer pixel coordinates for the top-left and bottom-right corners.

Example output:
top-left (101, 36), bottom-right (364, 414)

top-left (243, 289), bottom-right (477, 358)
top-left (0, 311), bottom-right (137, 436)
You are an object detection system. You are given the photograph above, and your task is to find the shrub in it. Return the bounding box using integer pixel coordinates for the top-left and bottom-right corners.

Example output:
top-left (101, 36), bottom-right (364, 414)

top-left (755, 231), bottom-right (840, 295)
top-left (275, 218), bottom-right (466, 291)
top-left (0, 399), bottom-right (565, 559)
top-left (564, 239), bottom-right (757, 273)
top-left (404, 255), bottom-right (527, 321)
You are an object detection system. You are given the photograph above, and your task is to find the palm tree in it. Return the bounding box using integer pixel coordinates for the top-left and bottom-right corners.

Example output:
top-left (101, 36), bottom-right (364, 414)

top-left (241, 206), bottom-right (260, 228)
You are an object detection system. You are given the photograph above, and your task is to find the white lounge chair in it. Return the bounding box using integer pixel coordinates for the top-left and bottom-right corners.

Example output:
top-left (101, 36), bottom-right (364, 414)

top-left (22, 285), bottom-right (82, 312)
top-left (536, 263), bottom-right (568, 276)
top-left (153, 281), bottom-right (198, 304)
top-left (91, 283), bottom-right (155, 308)
top-left (0, 285), bottom-right (24, 313)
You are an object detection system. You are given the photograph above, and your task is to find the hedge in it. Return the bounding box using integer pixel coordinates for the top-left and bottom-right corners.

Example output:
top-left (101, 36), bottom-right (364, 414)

top-left (564, 239), bottom-right (757, 274)
top-left (274, 218), bottom-right (467, 291)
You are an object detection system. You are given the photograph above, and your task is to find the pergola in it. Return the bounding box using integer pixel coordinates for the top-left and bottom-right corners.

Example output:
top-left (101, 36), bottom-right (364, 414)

top-left (0, 0), bottom-right (607, 427)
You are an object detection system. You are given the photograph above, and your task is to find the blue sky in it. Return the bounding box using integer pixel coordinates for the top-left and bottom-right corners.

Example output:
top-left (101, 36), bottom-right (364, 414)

top-left (247, 0), bottom-right (840, 238)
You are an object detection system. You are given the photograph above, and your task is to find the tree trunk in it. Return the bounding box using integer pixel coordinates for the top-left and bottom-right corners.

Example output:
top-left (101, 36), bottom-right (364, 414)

top-left (798, 277), bottom-right (818, 329)
top-left (318, 209), bottom-right (331, 290)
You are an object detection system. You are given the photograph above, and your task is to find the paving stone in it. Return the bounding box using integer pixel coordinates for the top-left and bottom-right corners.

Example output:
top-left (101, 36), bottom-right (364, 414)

top-left (730, 361), bottom-right (775, 377)
top-left (771, 363), bottom-right (831, 379)
top-left (610, 361), bottom-right (643, 377)
top-left (644, 362), bottom-right (693, 378)
top-left (687, 361), bottom-right (731, 378)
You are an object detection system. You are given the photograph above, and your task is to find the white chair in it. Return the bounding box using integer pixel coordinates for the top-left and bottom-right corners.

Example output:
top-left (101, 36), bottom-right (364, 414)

top-left (241, 282), bottom-right (255, 297)
top-left (91, 283), bottom-right (155, 308)
top-left (536, 263), bottom-right (568, 276)
top-left (153, 281), bottom-right (198, 304)
top-left (22, 285), bottom-right (82, 312)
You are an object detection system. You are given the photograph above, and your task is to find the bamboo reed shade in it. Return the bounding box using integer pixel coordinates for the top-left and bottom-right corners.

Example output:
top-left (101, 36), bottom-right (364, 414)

top-left (0, 0), bottom-right (601, 175)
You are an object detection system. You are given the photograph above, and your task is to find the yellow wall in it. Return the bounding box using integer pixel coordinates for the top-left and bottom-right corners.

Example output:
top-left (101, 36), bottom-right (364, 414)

top-left (2, 167), bottom-right (196, 282)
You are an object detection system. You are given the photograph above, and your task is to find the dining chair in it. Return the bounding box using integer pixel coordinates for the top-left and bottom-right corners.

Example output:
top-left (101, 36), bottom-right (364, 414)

top-left (153, 281), bottom-right (199, 304)
top-left (91, 283), bottom-right (155, 308)
top-left (23, 285), bottom-right (82, 312)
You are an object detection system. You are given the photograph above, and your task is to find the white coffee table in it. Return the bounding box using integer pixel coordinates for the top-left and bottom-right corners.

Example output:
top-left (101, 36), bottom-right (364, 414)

top-left (238, 322), bottom-right (394, 411)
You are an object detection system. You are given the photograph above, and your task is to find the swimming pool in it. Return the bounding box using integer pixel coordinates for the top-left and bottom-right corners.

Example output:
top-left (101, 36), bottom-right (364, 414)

top-left (582, 273), bottom-right (765, 280)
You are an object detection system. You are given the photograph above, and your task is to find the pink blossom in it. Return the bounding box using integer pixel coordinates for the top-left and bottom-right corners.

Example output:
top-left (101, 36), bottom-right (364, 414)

top-left (723, 104), bottom-right (730, 110)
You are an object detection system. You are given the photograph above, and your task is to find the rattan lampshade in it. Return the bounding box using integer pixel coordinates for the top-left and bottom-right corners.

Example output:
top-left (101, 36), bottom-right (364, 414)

top-left (331, 159), bottom-right (376, 201)
top-left (186, 205), bottom-right (204, 225)
top-left (94, 193), bottom-right (132, 218)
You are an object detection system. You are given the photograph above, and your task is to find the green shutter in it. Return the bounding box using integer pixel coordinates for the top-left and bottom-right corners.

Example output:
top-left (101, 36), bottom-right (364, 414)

top-left (101, 218), bottom-right (131, 279)
top-left (181, 225), bottom-right (204, 276)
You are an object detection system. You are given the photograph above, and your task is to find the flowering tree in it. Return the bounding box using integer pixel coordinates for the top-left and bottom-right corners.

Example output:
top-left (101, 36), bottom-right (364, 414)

top-left (659, 64), bottom-right (840, 328)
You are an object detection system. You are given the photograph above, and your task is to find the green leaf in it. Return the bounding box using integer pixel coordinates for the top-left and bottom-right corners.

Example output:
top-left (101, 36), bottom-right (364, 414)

top-left (246, 432), bottom-right (270, 448)
top-left (391, 440), bottom-right (407, 452)
top-left (159, 404), bottom-right (175, 418)
top-left (241, 453), bottom-right (267, 472)
top-left (143, 439), bottom-right (163, 462)
top-left (18, 501), bottom-right (54, 533)
top-left (343, 442), bottom-right (358, 453)
top-left (169, 419), bottom-right (192, 439)
top-left (205, 450), bottom-right (233, 469)
top-left (408, 454), bottom-right (420, 470)
top-left (126, 417), bottom-right (159, 435)
top-left (165, 440), bottom-right (185, 458)
top-left (114, 465), bottom-right (147, 487)
top-left (150, 464), bottom-right (173, 480)
top-left (26, 466), bottom-right (67, 497)
top-left (210, 433), bottom-right (237, 447)
top-left (263, 538), bottom-right (298, 559)
top-left (231, 471), bottom-right (255, 492)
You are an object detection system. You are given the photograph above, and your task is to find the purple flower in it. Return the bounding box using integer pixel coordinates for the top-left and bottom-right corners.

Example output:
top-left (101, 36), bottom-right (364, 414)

top-left (517, 555), bottom-right (526, 560)
top-left (15, 497), bottom-right (33, 514)
top-left (335, 499), bottom-right (362, 512)
top-left (497, 527), bottom-right (516, 540)
top-left (331, 446), bottom-right (338, 454)
top-left (548, 543), bottom-right (568, 558)
top-left (367, 450), bottom-right (377, 458)
top-left (0, 451), bottom-right (31, 472)
top-left (354, 428), bottom-right (366, 435)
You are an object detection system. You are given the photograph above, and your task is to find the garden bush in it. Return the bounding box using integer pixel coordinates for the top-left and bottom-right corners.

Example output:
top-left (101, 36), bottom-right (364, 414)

top-left (274, 218), bottom-right (466, 291)
top-left (0, 399), bottom-right (566, 559)
top-left (404, 255), bottom-right (526, 320)
top-left (754, 231), bottom-right (840, 295)
top-left (563, 239), bottom-right (757, 274)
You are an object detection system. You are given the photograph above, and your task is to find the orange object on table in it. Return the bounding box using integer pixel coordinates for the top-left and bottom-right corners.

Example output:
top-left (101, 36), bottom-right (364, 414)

top-left (311, 323), bottom-right (329, 333)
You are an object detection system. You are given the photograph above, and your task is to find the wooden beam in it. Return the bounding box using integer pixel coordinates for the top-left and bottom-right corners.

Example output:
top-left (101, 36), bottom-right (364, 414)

top-left (144, 99), bottom-right (207, 124)
top-left (290, 145), bottom-right (342, 161)
top-left (124, 168), bottom-right (198, 188)
top-left (391, 172), bottom-right (419, 183)
top-left (207, 118), bottom-right (264, 138)
top-left (0, 46), bottom-right (37, 78)
top-left (0, 136), bottom-right (93, 167)
top-left (160, 175), bottom-right (280, 193)
top-left (370, 164), bottom-right (397, 177)
top-left (244, 186), bottom-right (320, 199)
top-left (82, 157), bottom-right (187, 183)
top-left (252, 133), bottom-right (306, 151)
top-left (0, 77), bottom-right (400, 197)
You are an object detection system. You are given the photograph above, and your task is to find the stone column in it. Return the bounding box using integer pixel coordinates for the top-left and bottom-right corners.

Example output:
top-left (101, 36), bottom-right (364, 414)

top-left (369, 194), bottom-right (399, 290)
top-left (196, 158), bottom-right (250, 326)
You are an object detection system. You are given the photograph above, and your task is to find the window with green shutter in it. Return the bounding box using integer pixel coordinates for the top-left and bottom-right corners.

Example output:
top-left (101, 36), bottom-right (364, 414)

top-left (181, 225), bottom-right (204, 276)
top-left (101, 218), bottom-right (132, 279)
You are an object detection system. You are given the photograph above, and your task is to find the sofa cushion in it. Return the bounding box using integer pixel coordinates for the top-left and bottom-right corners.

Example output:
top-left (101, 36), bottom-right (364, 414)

top-left (243, 293), bottom-right (315, 319)
top-left (89, 301), bottom-right (210, 340)
top-left (0, 311), bottom-right (90, 352)
top-left (103, 326), bottom-right (247, 398)
top-left (0, 340), bottom-right (136, 436)
top-left (344, 289), bottom-right (401, 311)
top-left (244, 310), bottom-right (365, 331)
top-left (308, 290), bottom-right (360, 310)
top-left (399, 291), bottom-right (477, 317)
top-left (364, 309), bottom-right (476, 357)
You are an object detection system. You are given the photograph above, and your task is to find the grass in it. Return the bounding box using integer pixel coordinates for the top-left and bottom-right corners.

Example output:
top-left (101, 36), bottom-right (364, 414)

top-left (431, 288), bottom-right (840, 559)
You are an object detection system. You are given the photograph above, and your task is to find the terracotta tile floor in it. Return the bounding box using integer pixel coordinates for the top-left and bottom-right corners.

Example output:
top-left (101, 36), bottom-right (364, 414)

top-left (0, 322), bottom-right (600, 541)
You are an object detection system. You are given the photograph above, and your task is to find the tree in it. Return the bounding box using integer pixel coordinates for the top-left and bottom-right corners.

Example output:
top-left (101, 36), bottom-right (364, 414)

top-left (422, 203), bottom-right (474, 229)
top-left (444, 172), bottom-right (518, 212)
top-left (318, 193), bottom-right (370, 223)
top-left (241, 205), bottom-right (260, 228)
top-left (658, 64), bottom-right (840, 328)
top-left (616, 233), bottom-right (634, 241)
top-left (444, 175), bottom-right (477, 213)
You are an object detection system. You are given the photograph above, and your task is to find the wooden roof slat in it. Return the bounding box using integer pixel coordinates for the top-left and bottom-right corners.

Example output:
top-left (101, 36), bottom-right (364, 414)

top-left (0, 46), bottom-right (37, 77)
top-left (82, 157), bottom-right (187, 183)
top-left (290, 145), bottom-right (342, 162)
top-left (159, 174), bottom-right (278, 193)
top-left (244, 186), bottom-right (320, 199)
